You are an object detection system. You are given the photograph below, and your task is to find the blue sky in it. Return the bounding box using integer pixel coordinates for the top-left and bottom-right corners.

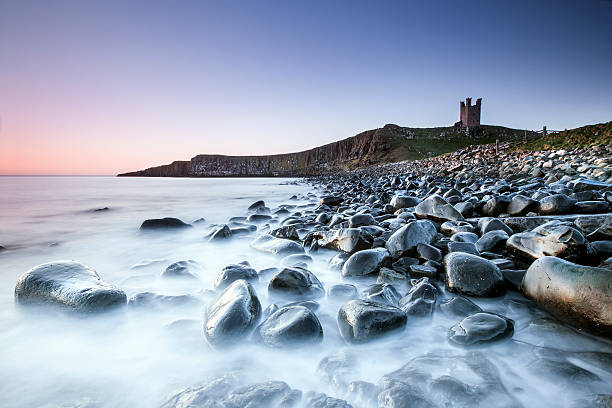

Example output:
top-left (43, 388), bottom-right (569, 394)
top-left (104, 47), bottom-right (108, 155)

top-left (1, 0), bottom-right (611, 174)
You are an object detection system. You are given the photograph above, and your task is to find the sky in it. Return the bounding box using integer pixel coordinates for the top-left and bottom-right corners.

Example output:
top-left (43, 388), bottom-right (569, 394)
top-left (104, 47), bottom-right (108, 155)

top-left (1, 0), bottom-right (611, 175)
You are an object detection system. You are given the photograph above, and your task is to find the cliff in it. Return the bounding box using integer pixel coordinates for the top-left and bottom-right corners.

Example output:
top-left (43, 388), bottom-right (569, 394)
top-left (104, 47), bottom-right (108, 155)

top-left (117, 124), bottom-right (534, 177)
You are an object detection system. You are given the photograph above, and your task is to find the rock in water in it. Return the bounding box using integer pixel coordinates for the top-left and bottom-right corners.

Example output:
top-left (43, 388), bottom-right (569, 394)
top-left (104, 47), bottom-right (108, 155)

top-left (268, 267), bottom-right (325, 300)
top-left (337, 300), bottom-right (407, 343)
top-left (521, 256), bottom-right (612, 337)
top-left (203, 280), bottom-right (261, 347)
top-left (443, 253), bottom-right (505, 297)
top-left (161, 260), bottom-right (199, 280)
top-left (14, 261), bottom-right (127, 312)
top-left (215, 263), bottom-right (258, 290)
top-left (140, 217), bottom-right (191, 230)
top-left (385, 220), bottom-right (437, 258)
top-left (251, 235), bottom-right (305, 256)
top-left (447, 312), bottom-right (514, 345)
top-left (256, 305), bottom-right (323, 347)
top-left (341, 248), bottom-right (390, 278)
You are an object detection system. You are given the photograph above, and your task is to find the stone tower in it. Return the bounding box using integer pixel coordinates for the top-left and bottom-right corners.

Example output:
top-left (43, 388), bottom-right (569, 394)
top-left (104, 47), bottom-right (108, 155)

top-left (459, 97), bottom-right (482, 128)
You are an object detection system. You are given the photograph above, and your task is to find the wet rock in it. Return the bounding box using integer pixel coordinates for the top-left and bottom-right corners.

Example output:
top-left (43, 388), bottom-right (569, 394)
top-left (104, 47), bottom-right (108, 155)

top-left (482, 196), bottom-right (511, 217)
top-left (328, 284), bottom-right (358, 300)
top-left (415, 194), bottom-right (464, 222)
top-left (439, 296), bottom-right (482, 318)
top-left (341, 248), bottom-right (390, 278)
top-left (280, 253), bottom-right (313, 268)
top-left (248, 200), bottom-right (266, 211)
top-left (522, 256), bottom-right (612, 337)
top-left (502, 269), bottom-right (526, 291)
top-left (450, 231), bottom-right (479, 243)
top-left (443, 253), bottom-right (505, 297)
top-left (507, 194), bottom-right (539, 216)
top-left (506, 221), bottom-right (588, 262)
top-left (362, 283), bottom-right (402, 305)
top-left (215, 263), bottom-right (259, 290)
top-left (416, 243), bottom-right (442, 262)
top-left (337, 300), bottom-right (407, 343)
top-left (160, 374), bottom-right (239, 408)
top-left (270, 226), bottom-right (300, 241)
top-left (398, 278), bottom-right (436, 317)
top-left (14, 261), bottom-right (127, 312)
top-left (251, 234), bottom-right (305, 256)
top-left (311, 228), bottom-right (373, 253)
top-left (203, 280), bottom-right (261, 347)
top-left (408, 264), bottom-right (438, 279)
top-left (385, 220), bottom-right (437, 258)
top-left (209, 225), bottom-right (232, 241)
top-left (224, 381), bottom-right (294, 408)
top-left (268, 267), bottom-right (325, 300)
top-left (161, 260), bottom-right (199, 280)
top-left (448, 312), bottom-right (514, 345)
top-left (447, 241), bottom-right (480, 256)
top-left (140, 217), bottom-right (191, 230)
top-left (377, 267), bottom-right (408, 286)
top-left (539, 194), bottom-right (577, 215)
top-left (441, 220), bottom-right (475, 235)
top-left (479, 218), bottom-right (513, 235)
top-left (320, 196), bottom-right (343, 206)
top-left (348, 213), bottom-right (375, 228)
top-left (246, 214), bottom-right (272, 223)
top-left (377, 383), bottom-right (435, 408)
top-left (256, 305), bottom-right (323, 348)
top-left (328, 252), bottom-right (350, 270)
top-left (475, 230), bottom-right (509, 253)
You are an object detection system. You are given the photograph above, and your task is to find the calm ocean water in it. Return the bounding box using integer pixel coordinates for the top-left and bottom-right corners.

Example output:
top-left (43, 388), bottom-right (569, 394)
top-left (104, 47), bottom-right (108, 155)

top-left (0, 176), bottom-right (610, 407)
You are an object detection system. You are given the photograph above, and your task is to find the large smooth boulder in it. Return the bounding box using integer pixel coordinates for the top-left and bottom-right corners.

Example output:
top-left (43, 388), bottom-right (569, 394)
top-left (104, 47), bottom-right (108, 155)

top-left (251, 234), bottom-right (305, 256)
top-left (390, 195), bottom-right (420, 210)
top-left (539, 194), bottom-right (577, 215)
top-left (398, 278), bottom-right (437, 317)
top-left (507, 194), bottom-right (539, 216)
top-left (268, 267), bottom-right (325, 300)
top-left (522, 256), bottom-right (612, 337)
top-left (140, 217), bottom-right (191, 230)
top-left (341, 248), bottom-right (390, 278)
top-left (215, 263), bottom-right (258, 290)
top-left (443, 253), bottom-right (505, 297)
top-left (256, 305), bottom-right (323, 347)
top-left (203, 280), bottom-right (261, 347)
top-left (415, 195), bottom-right (464, 222)
top-left (385, 220), bottom-right (437, 258)
top-left (337, 300), bottom-right (407, 343)
top-left (348, 213), bottom-right (375, 228)
top-left (14, 261), bottom-right (127, 312)
top-left (312, 228), bottom-right (373, 253)
top-left (448, 312), bottom-right (514, 345)
top-left (506, 221), bottom-right (588, 262)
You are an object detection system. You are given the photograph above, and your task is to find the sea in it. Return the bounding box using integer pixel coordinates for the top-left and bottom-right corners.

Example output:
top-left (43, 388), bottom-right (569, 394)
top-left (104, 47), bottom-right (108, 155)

top-left (0, 176), bottom-right (610, 407)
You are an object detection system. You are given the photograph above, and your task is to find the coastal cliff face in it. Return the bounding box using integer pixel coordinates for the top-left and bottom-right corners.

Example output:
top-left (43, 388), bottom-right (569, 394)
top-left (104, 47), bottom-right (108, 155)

top-left (117, 123), bottom-right (531, 177)
top-left (118, 126), bottom-right (393, 177)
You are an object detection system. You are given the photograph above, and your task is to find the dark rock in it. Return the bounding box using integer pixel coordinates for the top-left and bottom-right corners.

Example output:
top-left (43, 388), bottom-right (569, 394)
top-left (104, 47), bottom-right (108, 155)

top-left (377, 267), bottom-right (409, 285)
top-left (377, 384), bottom-right (435, 408)
top-left (399, 278), bottom-right (436, 317)
top-left (328, 252), bottom-right (350, 270)
top-left (450, 232), bottom-right (479, 243)
top-left (390, 195), bottom-right (420, 210)
top-left (270, 225), bottom-right (300, 241)
top-left (161, 260), bottom-right (199, 280)
top-left (416, 243), bottom-right (442, 262)
top-left (409, 264), bottom-right (438, 279)
top-left (539, 194), bottom-right (577, 215)
top-left (348, 213), bottom-right (375, 228)
top-left (209, 225), bottom-right (232, 241)
top-left (14, 261), bottom-right (127, 312)
top-left (203, 280), bottom-right (261, 347)
top-left (215, 263), bottom-right (259, 290)
top-left (447, 241), bottom-right (480, 256)
top-left (140, 217), bottom-right (191, 230)
top-left (268, 267), bottom-right (325, 300)
top-left (502, 269), bottom-right (526, 291)
top-left (439, 296), bottom-right (482, 318)
top-left (385, 220), bottom-right (437, 258)
top-left (248, 200), bottom-right (266, 211)
top-left (224, 381), bottom-right (294, 408)
top-left (415, 194), bottom-right (464, 222)
top-left (440, 220), bottom-right (475, 235)
top-left (443, 252), bottom-right (505, 297)
top-left (522, 256), bottom-right (612, 337)
top-left (475, 230), bottom-right (509, 253)
top-left (337, 300), bottom-right (407, 343)
top-left (507, 194), bottom-right (539, 216)
top-left (256, 305), bottom-right (323, 347)
top-left (247, 213), bottom-right (272, 223)
top-left (280, 253), bottom-right (313, 268)
top-left (303, 391), bottom-right (352, 408)
top-left (448, 312), bottom-right (514, 345)
top-left (311, 228), bottom-right (373, 253)
top-left (482, 196), bottom-right (511, 217)
top-left (341, 248), bottom-right (390, 278)
top-left (479, 218), bottom-right (513, 235)
top-left (362, 283), bottom-right (402, 305)
top-left (320, 196), bottom-right (343, 206)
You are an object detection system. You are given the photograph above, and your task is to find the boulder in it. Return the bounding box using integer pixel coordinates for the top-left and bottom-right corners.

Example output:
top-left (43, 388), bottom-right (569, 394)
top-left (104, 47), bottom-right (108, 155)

top-left (341, 248), bottom-right (390, 278)
top-left (256, 305), bottom-right (323, 347)
top-left (140, 217), bottom-right (191, 230)
top-left (328, 284), bottom-right (358, 300)
top-left (439, 296), bottom-right (482, 318)
top-left (348, 213), bottom-right (375, 228)
top-left (215, 263), bottom-right (259, 290)
top-left (443, 253), bottom-right (505, 297)
top-left (203, 280), bottom-right (261, 347)
top-left (385, 220), bottom-right (437, 258)
top-left (14, 261), bottom-right (127, 312)
top-left (415, 195), bottom-right (464, 222)
top-left (507, 194), bottom-right (539, 216)
top-left (390, 195), bottom-right (420, 210)
top-left (539, 194), bottom-right (577, 215)
top-left (337, 300), bottom-right (407, 343)
top-left (251, 234), bottom-right (305, 256)
top-left (209, 225), bottom-right (232, 241)
top-left (506, 221), bottom-right (588, 262)
top-left (398, 278), bottom-right (436, 317)
top-left (448, 312), bottom-right (514, 345)
top-left (311, 228), bottom-right (373, 253)
top-left (161, 260), bottom-right (199, 280)
top-left (522, 256), bottom-right (612, 337)
top-left (268, 267), bottom-right (325, 300)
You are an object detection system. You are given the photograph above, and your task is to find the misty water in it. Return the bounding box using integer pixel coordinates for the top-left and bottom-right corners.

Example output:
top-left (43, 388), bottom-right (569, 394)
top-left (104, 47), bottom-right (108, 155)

top-left (0, 176), bottom-right (611, 408)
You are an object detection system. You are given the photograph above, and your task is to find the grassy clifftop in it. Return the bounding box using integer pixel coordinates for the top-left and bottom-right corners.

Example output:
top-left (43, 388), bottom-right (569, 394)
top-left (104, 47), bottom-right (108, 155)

top-left (514, 121), bottom-right (612, 151)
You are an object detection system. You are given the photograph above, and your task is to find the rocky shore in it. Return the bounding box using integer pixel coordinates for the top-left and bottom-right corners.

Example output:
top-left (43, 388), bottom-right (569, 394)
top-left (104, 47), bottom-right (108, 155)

top-left (13, 142), bottom-right (612, 407)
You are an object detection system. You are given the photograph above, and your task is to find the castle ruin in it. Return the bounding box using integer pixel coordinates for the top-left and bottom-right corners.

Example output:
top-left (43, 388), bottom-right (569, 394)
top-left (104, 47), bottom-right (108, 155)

top-left (459, 97), bottom-right (482, 129)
